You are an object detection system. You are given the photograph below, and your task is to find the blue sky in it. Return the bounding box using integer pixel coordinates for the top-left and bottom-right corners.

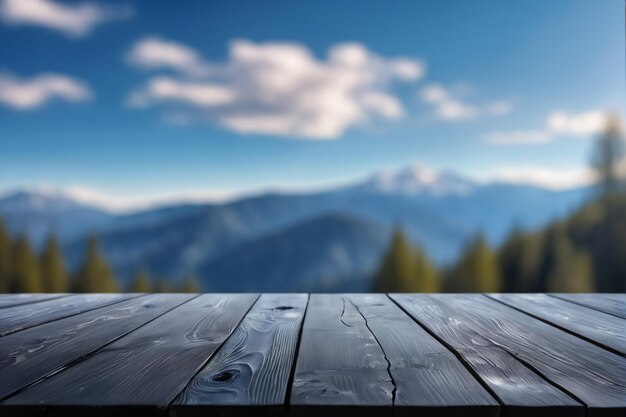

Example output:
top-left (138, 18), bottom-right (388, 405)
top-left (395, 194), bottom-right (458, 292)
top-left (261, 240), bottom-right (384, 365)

top-left (0, 0), bottom-right (624, 209)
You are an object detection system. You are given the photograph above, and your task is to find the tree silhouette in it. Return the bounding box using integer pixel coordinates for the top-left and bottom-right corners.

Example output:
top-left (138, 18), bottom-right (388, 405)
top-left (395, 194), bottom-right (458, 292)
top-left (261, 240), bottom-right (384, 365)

top-left (153, 278), bottom-right (172, 293)
top-left (446, 234), bottom-right (501, 292)
top-left (11, 236), bottom-right (43, 293)
top-left (498, 228), bottom-right (543, 292)
top-left (73, 234), bottom-right (118, 293)
top-left (373, 229), bottom-right (438, 292)
top-left (129, 269), bottom-right (152, 292)
top-left (40, 234), bottom-right (68, 293)
top-left (179, 274), bottom-right (201, 293)
top-left (0, 219), bottom-right (10, 293)
top-left (544, 227), bottom-right (593, 293)
top-left (591, 115), bottom-right (625, 197)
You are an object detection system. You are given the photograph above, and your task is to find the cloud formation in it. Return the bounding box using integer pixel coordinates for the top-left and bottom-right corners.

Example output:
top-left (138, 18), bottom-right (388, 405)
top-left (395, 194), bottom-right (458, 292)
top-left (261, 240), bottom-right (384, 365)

top-left (419, 83), bottom-right (512, 121)
top-left (487, 110), bottom-right (609, 145)
top-left (127, 38), bottom-right (425, 139)
top-left (126, 38), bottom-right (212, 77)
top-left (0, 0), bottom-right (132, 37)
top-left (489, 166), bottom-right (595, 190)
top-left (0, 72), bottom-right (92, 110)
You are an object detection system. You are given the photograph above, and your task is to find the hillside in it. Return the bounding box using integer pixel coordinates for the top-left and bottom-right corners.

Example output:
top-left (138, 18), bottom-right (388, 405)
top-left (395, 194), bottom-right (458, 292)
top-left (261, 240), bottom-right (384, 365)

top-left (0, 165), bottom-right (590, 289)
top-left (0, 190), bottom-right (112, 246)
top-left (566, 192), bottom-right (626, 292)
top-left (200, 213), bottom-right (389, 292)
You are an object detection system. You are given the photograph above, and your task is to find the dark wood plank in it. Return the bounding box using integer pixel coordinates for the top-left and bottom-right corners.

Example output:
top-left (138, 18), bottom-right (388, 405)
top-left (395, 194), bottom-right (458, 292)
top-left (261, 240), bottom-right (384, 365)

top-left (391, 294), bottom-right (582, 417)
top-left (345, 294), bottom-right (498, 415)
top-left (551, 293), bottom-right (626, 319)
top-left (392, 294), bottom-right (625, 417)
top-left (290, 294), bottom-right (394, 407)
top-left (489, 293), bottom-right (626, 356)
top-left (173, 294), bottom-right (308, 409)
top-left (0, 293), bottom-right (138, 337)
top-left (0, 294), bottom-right (68, 309)
top-left (6, 294), bottom-right (259, 407)
top-left (0, 294), bottom-right (193, 400)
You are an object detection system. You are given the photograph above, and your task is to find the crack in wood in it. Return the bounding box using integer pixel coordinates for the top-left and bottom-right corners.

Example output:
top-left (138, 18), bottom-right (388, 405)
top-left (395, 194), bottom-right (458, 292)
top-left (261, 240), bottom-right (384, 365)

top-left (350, 298), bottom-right (397, 406)
top-left (339, 296), bottom-right (353, 328)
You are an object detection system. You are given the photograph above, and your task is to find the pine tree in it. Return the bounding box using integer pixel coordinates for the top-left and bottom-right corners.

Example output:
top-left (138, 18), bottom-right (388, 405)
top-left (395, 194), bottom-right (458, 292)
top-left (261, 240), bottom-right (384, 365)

top-left (373, 229), bottom-right (438, 292)
top-left (153, 278), bottom-right (172, 293)
top-left (73, 234), bottom-right (118, 293)
top-left (447, 234), bottom-right (501, 292)
top-left (178, 274), bottom-right (201, 293)
top-left (0, 219), bottom-right (10, 293)
top-left (591, 114), bottom-right (625, 197)
top-left (11, 236), bottom-right (43, 293)
top-left (498, 228), bottom-right (543, 292)
top-left (373, 230), bottom-right (416, 292)
top-left (129, 270), bottom-right (152, 292)
top-left (541, 226), bottom-right (594, 292)
top-left (413, 246), bottom-right (439, 292)
top-left (40, 234), bottom-right (68, 293)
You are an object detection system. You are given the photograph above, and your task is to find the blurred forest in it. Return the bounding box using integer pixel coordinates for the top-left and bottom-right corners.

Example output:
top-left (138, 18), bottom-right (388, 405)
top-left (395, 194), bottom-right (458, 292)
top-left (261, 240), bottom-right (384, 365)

top-left (0, 117), bottom-right (624, 294)
top-left (0, 228), bottom-right (200, 293)
top-left (374, 116), bottom-right (626, 293)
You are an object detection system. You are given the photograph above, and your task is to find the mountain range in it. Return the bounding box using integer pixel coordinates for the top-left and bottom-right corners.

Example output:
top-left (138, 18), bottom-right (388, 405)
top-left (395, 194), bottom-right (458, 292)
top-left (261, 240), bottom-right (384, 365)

top-left (0, 165), bottom-right (590, 291)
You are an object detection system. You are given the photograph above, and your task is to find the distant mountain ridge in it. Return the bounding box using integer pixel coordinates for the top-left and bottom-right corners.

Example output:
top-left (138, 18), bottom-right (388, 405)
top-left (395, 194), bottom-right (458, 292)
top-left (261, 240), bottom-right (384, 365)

top-left (200, 213), bottom-right (389, 292)
top-left (0, 165), bottom-right (590, 291)
top-left (360, 165), bottom-right (477, 196)
top-left (0, 189), bottom-right (112, 246)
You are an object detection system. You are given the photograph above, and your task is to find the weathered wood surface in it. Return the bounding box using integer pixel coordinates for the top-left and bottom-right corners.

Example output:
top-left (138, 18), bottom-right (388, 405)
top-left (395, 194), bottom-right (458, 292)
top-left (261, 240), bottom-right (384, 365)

top-left (0, 293), bottom-right (137, 337)
top-left (290, 294), bottom-right (394, 406)
top-left (393, 294), bottom-right (626, 417)
top-left (174, 294), bottom-right (307, 407)
top-left (0, 294), bottom-right (193, 400)
top-left (551, 293), bottom-right (626, 319)
top-left (489, 293), bottom-right (626, 356)
top-left (0, 293), bottom-right (623, 417)
top-left (6, 294), bottom-right (258, 406)
top-left (346, 294), bottom-right (497, 413)
top-left (391, 294), bottom-right (583, 416)
top-left (0, 294), bottom-right (68, 309)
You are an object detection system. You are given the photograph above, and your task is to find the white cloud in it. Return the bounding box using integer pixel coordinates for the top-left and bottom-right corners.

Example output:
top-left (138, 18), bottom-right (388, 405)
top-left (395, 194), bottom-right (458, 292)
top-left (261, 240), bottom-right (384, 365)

top-left (419, 83), bottom-right (512, 121)
top-left (62, 185), bottom-right (237, 212)
top-left (485, 130), bottom-right (553, 145)
top-left (127, 38), bottom-right (425, 140)
top-left (547, 111), bottom-right (608, 135)
top-left (488, 166), bottom-right (595, 190)
top-left (0, 0), bottom-right (132, 37)
top-left (128, 77), bottom-right (234, 108)
top-left (486, 110), bottom-right (610, 145)
top-left (0, 72), bottom-right (92, 110)
top-left (126, 37), bottom-right (212, 77)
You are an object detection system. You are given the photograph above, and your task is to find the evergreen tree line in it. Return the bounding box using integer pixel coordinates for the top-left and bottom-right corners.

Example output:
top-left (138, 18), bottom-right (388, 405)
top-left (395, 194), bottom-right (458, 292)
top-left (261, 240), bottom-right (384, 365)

top-left (374, 115), bottom-right (626, 293)
top-left (0, 226), bottom-right (200, 293)
top-left (375, 190), bottom-right (626, 293)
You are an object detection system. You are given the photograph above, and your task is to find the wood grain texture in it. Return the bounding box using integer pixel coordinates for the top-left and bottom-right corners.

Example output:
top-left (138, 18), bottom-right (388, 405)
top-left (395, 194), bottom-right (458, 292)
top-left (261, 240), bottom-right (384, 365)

top-left (0, 294), bottom-right (137, 337)
top-left (0, 293), bottom-right (624, 417)
top-left (391, 294), bottom-right (582, 417)
top-left (345, 294), bottom-right (498, 414)
top-left (0, 294), bottom-right (193, 400)
top-left (489, 293), bottom-right (626, 356)
top-left (0, 294), bottom-right (68, 309)
top-left (551, 293), bottom-right (626, 319)
top-left (5, 294), bottom-right (259, 407)
top-left (393, 294), bottom-right (626, 417)
top-left (174, 294), bottom-right (308, 408)
top-left (290, 294), bottom-right (394, 407)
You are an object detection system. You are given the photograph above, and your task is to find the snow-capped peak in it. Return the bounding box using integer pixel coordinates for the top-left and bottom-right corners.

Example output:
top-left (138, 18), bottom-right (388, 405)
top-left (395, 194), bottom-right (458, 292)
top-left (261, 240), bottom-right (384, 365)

top-left (365, 164), bottom-right (477, 196)
top-left (0, 187), bottom-right (88, 212)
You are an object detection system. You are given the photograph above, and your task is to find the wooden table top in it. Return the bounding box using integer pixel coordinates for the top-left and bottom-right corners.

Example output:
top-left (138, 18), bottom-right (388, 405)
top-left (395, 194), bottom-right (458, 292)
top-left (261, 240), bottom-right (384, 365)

top-left (0, 293), bottom-right (624, 416)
